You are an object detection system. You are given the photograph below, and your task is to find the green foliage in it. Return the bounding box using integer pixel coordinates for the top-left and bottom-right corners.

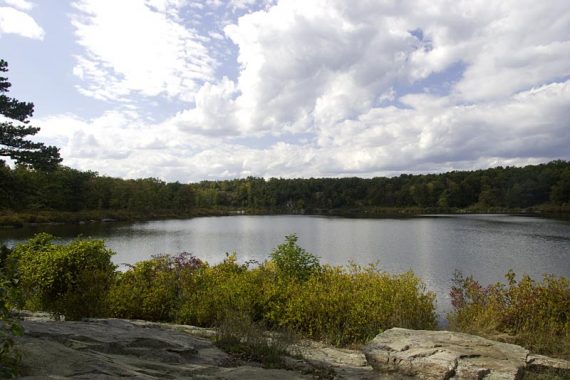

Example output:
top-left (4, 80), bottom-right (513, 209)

top-left (2, 160), bottom-right (570, 220)
top-left (448, 270), bottom-right (570, 359)
top-left (0, 245), bottom-right (22, 378)
top-left (174, 236), bottom-right (436, 347)
top-left (281, 264), bottom-right (436, 345)
top-left (0, 59), bottom-right (61, 170)
top-left (11, 233), bottom-right (116, 320)
top-left (109, 252), bottom-right (202, 321)
top-left (176, 253), bottom-right (260, 326)
top-left (247, 261), bottom-right (302, 328)
top-left (269, 234), bottom-right (320, 282)
top-left (189, 161), bottom-right (570, 211)
top-left (0, 164), bottom-right (195, 217)
top-left (110, 235), bottom-right (437, 348)
top-left (0, 280), bottom-right (21, 378)
top-left (215, 315), bottom-right (293, 369)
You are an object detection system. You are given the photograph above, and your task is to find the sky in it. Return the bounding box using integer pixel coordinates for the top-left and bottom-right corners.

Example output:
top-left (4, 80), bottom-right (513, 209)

top-left (0, 0), bottom-right (569, 183)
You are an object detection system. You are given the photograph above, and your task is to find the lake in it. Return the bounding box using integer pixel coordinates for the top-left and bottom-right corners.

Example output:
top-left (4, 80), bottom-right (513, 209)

top-left (2, 214), bottom-right (569, 318)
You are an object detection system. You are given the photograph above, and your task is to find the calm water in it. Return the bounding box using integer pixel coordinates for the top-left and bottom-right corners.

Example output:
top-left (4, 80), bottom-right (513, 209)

top-left (2, 214), bottom-right (569, 317)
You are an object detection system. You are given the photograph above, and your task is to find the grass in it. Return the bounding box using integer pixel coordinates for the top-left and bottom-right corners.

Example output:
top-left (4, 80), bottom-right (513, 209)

top-left (214, 315), bottom-right (296, 369)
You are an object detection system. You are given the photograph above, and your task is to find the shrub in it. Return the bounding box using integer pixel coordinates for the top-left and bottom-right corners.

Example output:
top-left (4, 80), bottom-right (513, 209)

top-left (448, 270), bottom-right (570, 359)
top-left (0, 249), bottom-right (22, 378)
top-left (269, 234), bottom-right (320, 282)
top-left (108, 252), bottom-right (202, 321)
top-left (281, 263), bottom-right (436, 345)
top-left (176, 253), bottom-right (260, 326)
top-left (249, 261), bottom-right (302, 328)
top-left (110, 236), bottom-right (437, 348)
top-left (11, 233), bottom-right (116, 320)
top-left (101, 234), bottom-right (439, 349)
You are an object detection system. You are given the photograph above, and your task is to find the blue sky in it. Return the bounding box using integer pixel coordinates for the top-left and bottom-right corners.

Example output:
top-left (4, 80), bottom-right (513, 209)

top-left (1, 0), bottom-right (569, 182)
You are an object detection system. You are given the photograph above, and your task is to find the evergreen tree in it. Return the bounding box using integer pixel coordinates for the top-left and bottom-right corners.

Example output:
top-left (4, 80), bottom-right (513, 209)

top-left (0, 59), bottom-right (61, 170)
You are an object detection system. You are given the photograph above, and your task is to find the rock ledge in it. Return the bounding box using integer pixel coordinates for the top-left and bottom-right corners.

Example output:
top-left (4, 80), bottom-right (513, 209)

top-left (14, 315), bottom-right (570, 379)
top-left (364, 328), bottom-right (570, 379)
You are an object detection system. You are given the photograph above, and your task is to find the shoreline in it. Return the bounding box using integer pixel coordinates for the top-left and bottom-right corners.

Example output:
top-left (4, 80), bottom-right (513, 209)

top-left (1, 205), bottom-right (569, 228)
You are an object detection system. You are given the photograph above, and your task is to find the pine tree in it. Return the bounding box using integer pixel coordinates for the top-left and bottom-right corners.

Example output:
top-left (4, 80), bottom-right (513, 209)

top-left (0, 59), bottom-right (61, 170)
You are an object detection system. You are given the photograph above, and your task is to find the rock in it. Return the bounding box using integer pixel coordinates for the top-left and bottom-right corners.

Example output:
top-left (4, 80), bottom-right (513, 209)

top-left (16, 317), bottom-right (312, 379)
top-left (364, 328), bottom-right (530, 379)
top-left (526, 353), bottom-right (570, 376)
top-left (14, 316), bottom-right (569, 380)
top-left (288, 339), bottom-right (376, 379)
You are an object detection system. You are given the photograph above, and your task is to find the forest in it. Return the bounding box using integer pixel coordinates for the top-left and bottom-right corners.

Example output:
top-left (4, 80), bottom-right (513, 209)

top-left (191, 160), bottom-right (570, 211)
top-left (1, 160), bottom-right (569, 223)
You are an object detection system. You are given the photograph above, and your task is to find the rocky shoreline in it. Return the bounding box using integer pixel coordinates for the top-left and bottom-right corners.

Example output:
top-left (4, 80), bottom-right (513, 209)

top-left (13, 313), bottom-right (570, 379)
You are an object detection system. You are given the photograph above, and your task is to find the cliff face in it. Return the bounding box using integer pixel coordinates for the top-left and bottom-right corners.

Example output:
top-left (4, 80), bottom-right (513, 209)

top-left (14, 313), bottom-right (570, 379)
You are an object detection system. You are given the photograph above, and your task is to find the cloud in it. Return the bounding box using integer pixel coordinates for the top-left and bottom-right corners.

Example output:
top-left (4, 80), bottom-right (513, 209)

top-left (34, 80), bottom-right (569, 182)
top-left (35, 110), bottom-right (183, 179)
top-left (34, 109), bottom-right (316, 181)
top-left (440, 0), bottom-right (570, 101)
top-left (172, 0), bottom-right (569, 169)
top-left (221, 0), bottom-right (416, 135)
top-left (168, 77), bottom-right (241, 136)
top-left (0, 5), bottom-right (44, 39)
top-left (31, 0), bottom-right (570, 181)
top-left (71, 0), bottom-right (216, 102)
top-left (2, 0), bottom-right (33, 11)
top-left (318, 81), bottom-right (570, 173)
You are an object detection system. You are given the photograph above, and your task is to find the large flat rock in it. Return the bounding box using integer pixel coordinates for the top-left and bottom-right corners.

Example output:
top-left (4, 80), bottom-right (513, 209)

top-left (16, 317), bottom-right (311, 379)
top-left (364, 328), bottom-right (570, 380)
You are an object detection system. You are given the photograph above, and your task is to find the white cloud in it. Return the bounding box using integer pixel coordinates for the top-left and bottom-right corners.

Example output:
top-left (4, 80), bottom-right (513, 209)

top-left (228, 0), bottom-right (275, 12)
top-left (181, 0), bottom-right (566, 135)
top-left (35, 110), bottom-right (190, 179)
top-left (317, 81), bottom-right (570, 173)
top-left (444, 0), bottom-right (570, 101)
top-left (71, 0), bottom-right (216, 102)
top-left (222, 0), bottom-right (417, 135)
top-left (2, 0), bottom-right (33, 11)
top-left (34, 80), bottom-right (570, 181)
top-left (168, 77), bottom-right (240, 136)
top-left (28, 0), bottom-right (570, 181)
top-left (34, 109), bottom-right (317, 181)
top-left (0, 5), bottom-right (43, 39)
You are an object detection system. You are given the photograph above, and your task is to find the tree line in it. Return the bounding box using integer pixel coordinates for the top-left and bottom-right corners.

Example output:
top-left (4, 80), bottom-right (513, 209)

top-left (1, 160), bottom-right (569, 215)
top-left (192, 160), bottom-right (570, 212)
top-left (0, 164), bottom-right (194, 214)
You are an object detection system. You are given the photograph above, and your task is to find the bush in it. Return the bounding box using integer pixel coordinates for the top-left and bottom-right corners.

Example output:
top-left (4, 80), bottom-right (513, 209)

top-left (10, 233), bottom-right (436, 350)
top-left (269, 234), bottom-right (320, 282)
top-left (0, 249), bottom-right (21, 378)
top-left (111, 235), bottom-right (437, 348)
top-left (175, 253), bottom-right (260, 326)
top-left (281, 263), bottom-right (436, 345)
top-left (109, 252), bottom-right (202, 321)
top-left (248, 261), bottom-right (302, 328)
top-left (448, 270), bottom-right (570, 359)
top-left (11, 233), bottom-right (116, 320)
